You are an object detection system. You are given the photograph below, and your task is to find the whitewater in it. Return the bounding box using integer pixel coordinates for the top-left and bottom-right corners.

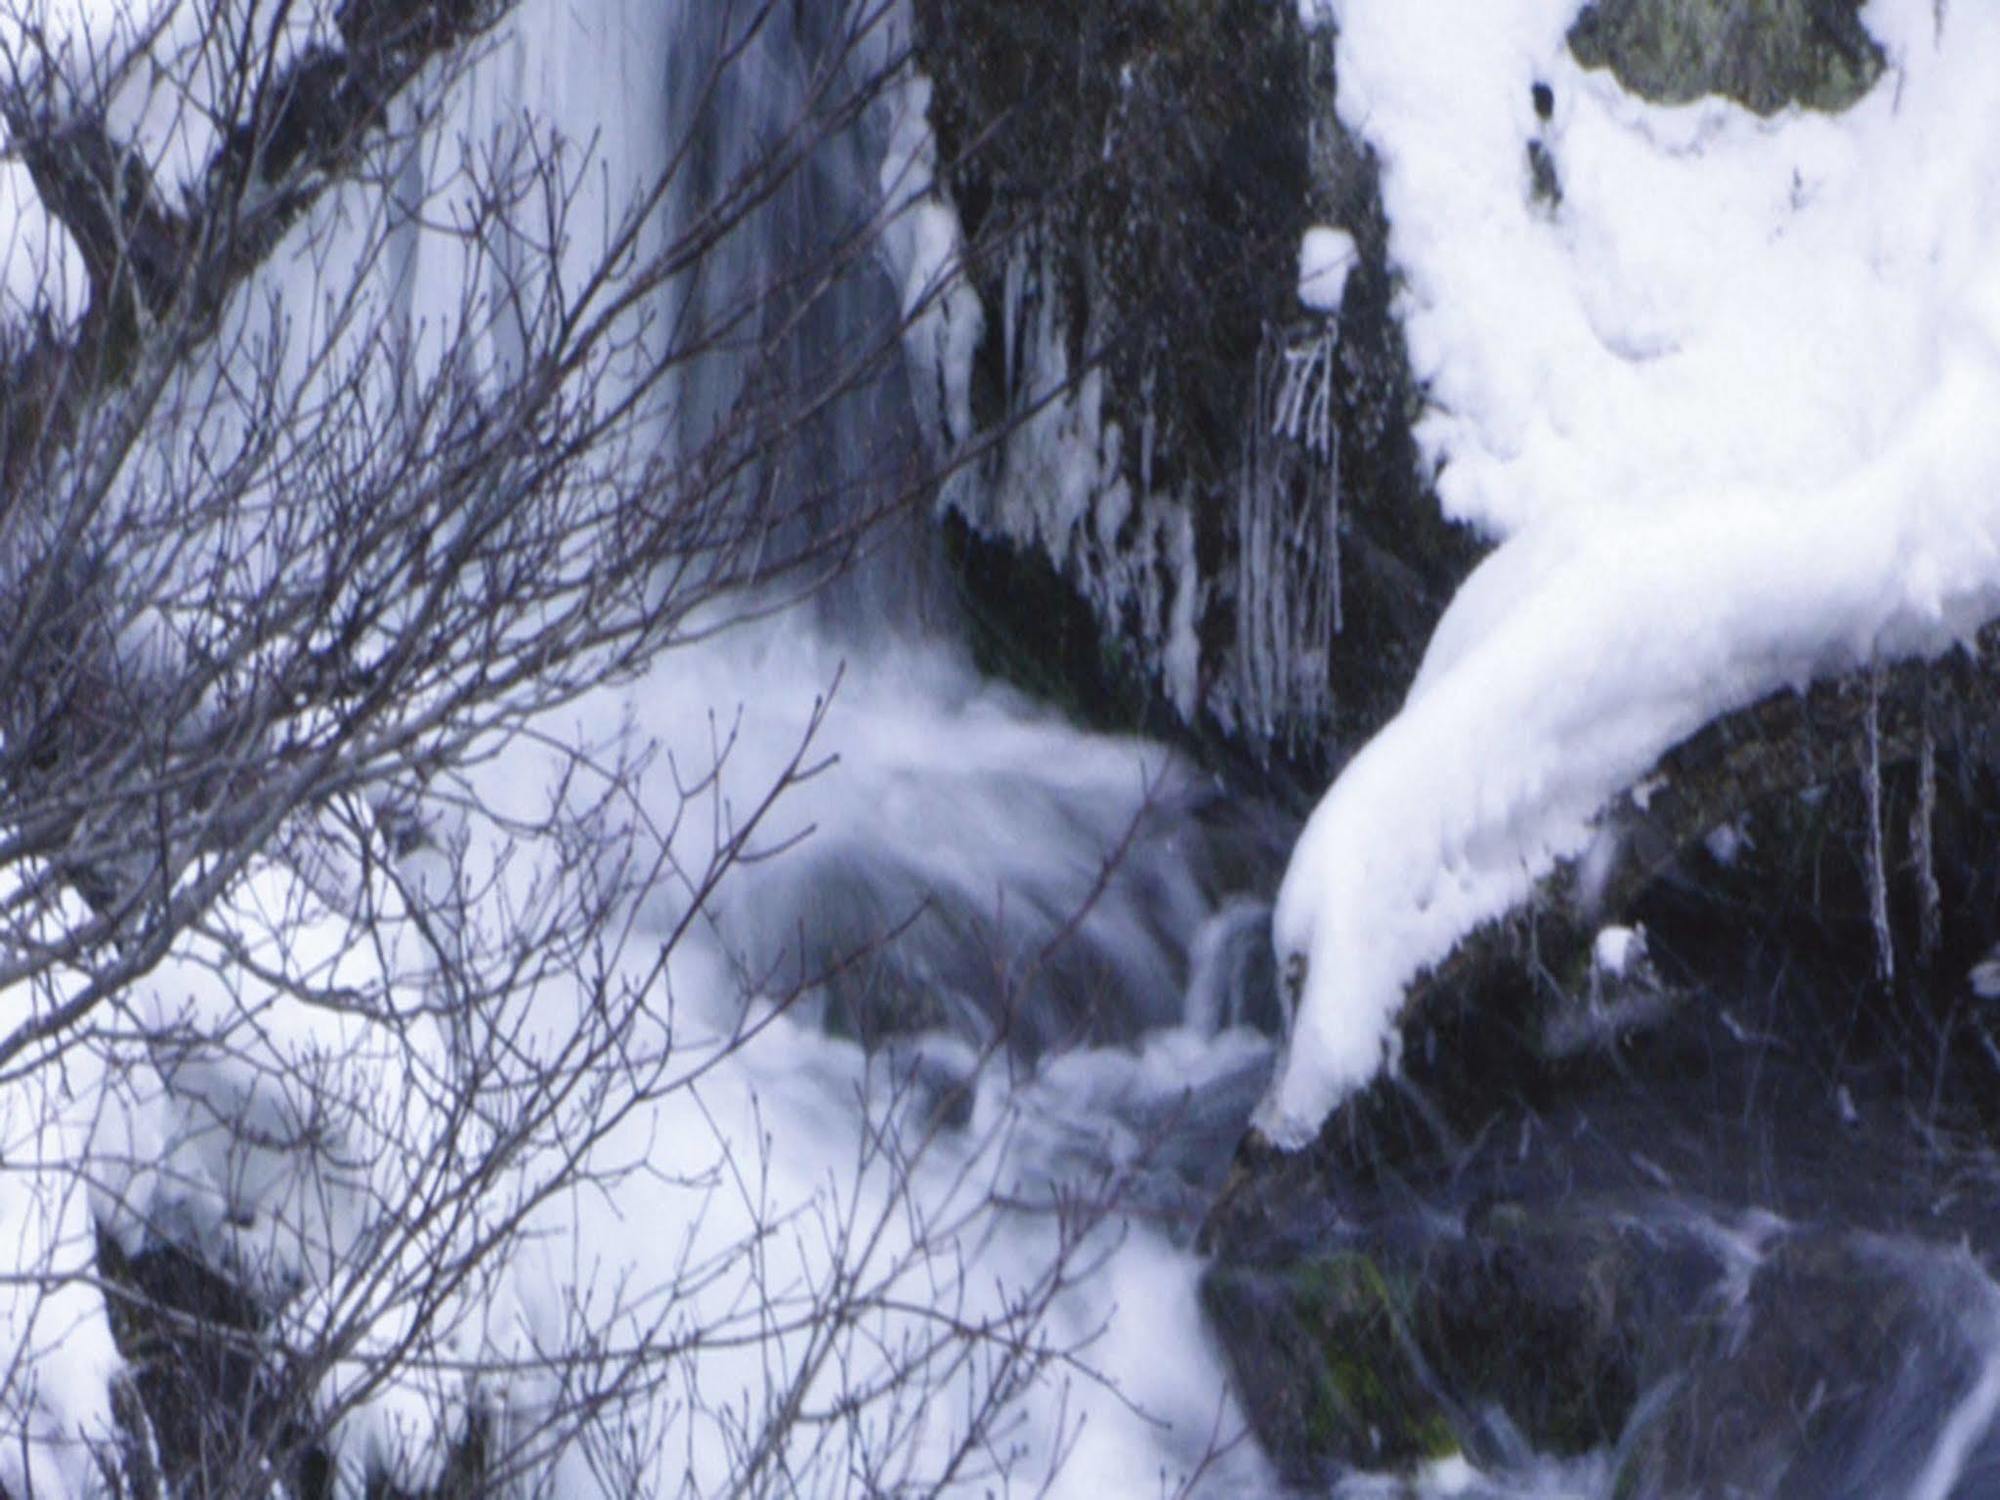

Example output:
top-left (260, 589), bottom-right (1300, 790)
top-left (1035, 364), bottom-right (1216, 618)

top-left (12, 0), bottom-right (2000, 1494)
top-left (0, 1), bottom-right (1275, 1493)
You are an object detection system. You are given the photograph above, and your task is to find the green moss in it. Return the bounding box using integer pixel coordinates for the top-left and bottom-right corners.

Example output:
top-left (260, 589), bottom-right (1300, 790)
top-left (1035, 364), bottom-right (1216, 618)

top-left (1291, 1249), bottom-right (1399, 1313)
top-left (940, 509), bottom-right (1155, 735)
top-left (1287, 1254), bottom-right (1460, 1467)
top-left (1413, 1411), bottom-right (1461, 1462)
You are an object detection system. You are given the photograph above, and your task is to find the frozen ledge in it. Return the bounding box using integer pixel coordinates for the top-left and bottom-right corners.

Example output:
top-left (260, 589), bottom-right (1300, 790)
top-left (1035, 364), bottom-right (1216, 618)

top-left (1251, 349), bottom-right (2000, 1149)
top-left (1245, 606), bottom-right (2000, 1153)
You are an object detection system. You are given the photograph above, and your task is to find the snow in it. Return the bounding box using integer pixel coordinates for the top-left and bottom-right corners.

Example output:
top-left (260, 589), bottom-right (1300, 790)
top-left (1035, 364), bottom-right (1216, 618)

top-left (1298, 225), bottom-right (1358, 313)
top-left (1591, 923), bottom-right (1645, 980)
top-left (0, 1022), bottom-right (125, 1500)
top-left (0, 157), bottom-right (84, 325)
top-left (10, 1), bottom-right (336, 204)
top-left (1257, 0), bottom-right (2000, 1147)
top-left (0, 850), bottom-right (133, 1498)
top-left (1970, 947), bottom-right (2000, 1002)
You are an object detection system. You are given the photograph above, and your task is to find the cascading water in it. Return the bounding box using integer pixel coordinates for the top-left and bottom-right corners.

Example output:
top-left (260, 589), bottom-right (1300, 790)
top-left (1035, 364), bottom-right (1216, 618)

top-left (548, 7), bottom-right (2000, 1499)
top-left (35, 1), bottom-right (1285, 1493)
top-left (41, 2), bottom-right (2000, 1495)
top-left (0, 0), bottom-right (1296, 1496)
top-left (433, 4), bottom-right (1281, 1490)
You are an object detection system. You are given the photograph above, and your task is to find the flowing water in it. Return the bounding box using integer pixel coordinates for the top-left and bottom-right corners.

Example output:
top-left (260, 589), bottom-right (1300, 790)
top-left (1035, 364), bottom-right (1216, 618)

top-left (351, 1), bottom-right (1285, 1491)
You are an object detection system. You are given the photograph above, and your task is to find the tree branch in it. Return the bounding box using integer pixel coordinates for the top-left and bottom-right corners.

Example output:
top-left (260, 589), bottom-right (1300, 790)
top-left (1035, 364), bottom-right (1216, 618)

top-left (0, 0), bottom-right (510, 492)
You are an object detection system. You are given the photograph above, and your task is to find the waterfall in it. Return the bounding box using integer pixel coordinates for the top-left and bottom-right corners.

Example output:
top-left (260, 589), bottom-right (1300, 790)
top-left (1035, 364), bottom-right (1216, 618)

top-left (9, 2), bottom-right (1280, 1494)
top-left (443, 6), bottom-right (1278, 1490)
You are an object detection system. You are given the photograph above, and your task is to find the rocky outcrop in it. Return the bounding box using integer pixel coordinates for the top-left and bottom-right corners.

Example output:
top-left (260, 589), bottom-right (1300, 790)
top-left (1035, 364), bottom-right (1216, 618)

top-left (901, 2), bottom-right (2000, 1490)
top-left (1197, 667), bottom-right (2000, 1482)
top-left (1569, 0), bottom-right (1885, 115)
top-left (912, 2), bottom-right (1477, 779)
top-left (1616, 1234), bottom-right (2000, 1498)
top-left (1203, 1206), bottom-right (1699, 1484)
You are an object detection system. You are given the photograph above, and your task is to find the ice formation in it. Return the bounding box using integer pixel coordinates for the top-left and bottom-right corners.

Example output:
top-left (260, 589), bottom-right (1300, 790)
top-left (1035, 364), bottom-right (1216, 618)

top-left (1235, 316), bottom-right (1346, 749)
top-left (946, 226), bottom-right (1211, 722)
top-left (1257, 0), bottom-right (2000, 1147)
top-left (1591, 924), bottom-right (1645, 981)
top-left (877, 67), bottom-right (984, 452)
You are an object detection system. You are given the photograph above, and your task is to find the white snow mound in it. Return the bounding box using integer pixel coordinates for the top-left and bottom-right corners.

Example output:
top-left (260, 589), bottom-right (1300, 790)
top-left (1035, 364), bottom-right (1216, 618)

top-left (1256, 0), bottom-right (2000, 1147)
top-left (1299, 225), bottom-right (1358, 313)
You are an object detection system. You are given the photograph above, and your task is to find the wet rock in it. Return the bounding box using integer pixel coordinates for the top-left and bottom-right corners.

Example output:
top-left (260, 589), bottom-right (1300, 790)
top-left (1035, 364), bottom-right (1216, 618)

top-left (1202, 1197), bottom-right (1731, 1481)
top-left (1614, 1232), bottom-right (2000, 1499)
top-left (1197, 798), bottom-right (2000, 1487)
top-left (914, 2), bottom-right (1477, 780)
top-left (1201, 1249), bottom-right (1458, 1484)
top-left (1568, 0), bottom-right (1885, 116)
top-left (1418, 1207), bottom-right (1650, 1456)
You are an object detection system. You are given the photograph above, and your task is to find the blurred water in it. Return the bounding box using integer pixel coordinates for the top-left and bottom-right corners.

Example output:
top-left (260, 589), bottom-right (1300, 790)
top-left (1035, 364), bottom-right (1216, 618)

top-left (431, 1), bottom-right (1287, 1491)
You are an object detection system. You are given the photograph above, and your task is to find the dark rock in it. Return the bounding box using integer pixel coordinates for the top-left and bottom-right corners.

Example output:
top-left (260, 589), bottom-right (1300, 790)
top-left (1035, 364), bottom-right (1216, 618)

top-left (93, 1229), bottom-right (489, 1499)
top-left (1568, 0), bottom-right (1885, 116)
top-left (1614, 1232), bottom-right (2000, 1499)
top-left (1203, 1191), bottom-right (1738, 1481)
top-left (1417, 1208), bottom-right (1646, 1455)
top-left (1198, 753), bottom-right (2000, 1483)
top-left (1202, 1249), bottom-right (1458, 1484)
top-left (95, 1230), bottom-right (332, 1499)
top-left (914, 2), bottom-right (1478, 782)
top-left (1527, 137), bottom-right (1563, 209)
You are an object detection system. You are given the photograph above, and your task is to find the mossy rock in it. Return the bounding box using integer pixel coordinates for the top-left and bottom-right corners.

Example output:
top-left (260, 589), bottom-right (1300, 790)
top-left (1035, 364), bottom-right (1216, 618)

top-left (1569, 0), bottom-right (1884, 115)
top-left (1201, 1194), bottom-right (1743, 1481)
top-left (1413, 1209), bottom-right (1642, 1455)
top-left (1201, 1252), bottom-right (1457, 1483)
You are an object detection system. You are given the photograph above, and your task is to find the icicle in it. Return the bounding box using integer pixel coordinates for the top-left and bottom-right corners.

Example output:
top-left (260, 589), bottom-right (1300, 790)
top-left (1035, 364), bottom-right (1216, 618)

top-left (1865, 662), bottom-right (1894, 987)
top-left (1236, 318), bottom-right (1344, 755)
top-left (1236, 336), bottom-right (1273, 742)
top-left (1002, 237), bottom-right (1023, 401)
top-left (1269, 326), bottom-right (1336, 458)
top-left (1139, 363), bottom-right (1156, 499)
top-left (1912, 669), bottom-right (1942, 966)
top-left (1327, 411), bottom-right (1342, 634)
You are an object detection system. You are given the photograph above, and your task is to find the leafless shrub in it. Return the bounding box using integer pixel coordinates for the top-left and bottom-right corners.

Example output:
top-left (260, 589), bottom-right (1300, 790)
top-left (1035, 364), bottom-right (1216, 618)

top-left (0, 1), bottom-right (1220, 1495)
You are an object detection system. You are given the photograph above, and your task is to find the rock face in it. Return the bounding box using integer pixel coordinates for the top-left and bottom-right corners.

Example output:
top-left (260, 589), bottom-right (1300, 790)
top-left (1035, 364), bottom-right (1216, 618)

top-left (1617, 1234), bottom-right (2000, 1498)
top-left (1568, 0), bottom-right (1885, 115)
top-left (912, 2), bottom-right (1476, 778)
top-left (1198, 710), bottom-right (2000, 1486)
top-left (1212, 1181), bottom-right (2000, 1493)
top-left (1202, 1205), bottom-right (1703, 1485)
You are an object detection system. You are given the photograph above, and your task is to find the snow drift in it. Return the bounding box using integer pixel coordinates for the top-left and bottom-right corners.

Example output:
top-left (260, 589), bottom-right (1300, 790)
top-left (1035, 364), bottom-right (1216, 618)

top-left (1258, 0), bottom-right (2000, 1146)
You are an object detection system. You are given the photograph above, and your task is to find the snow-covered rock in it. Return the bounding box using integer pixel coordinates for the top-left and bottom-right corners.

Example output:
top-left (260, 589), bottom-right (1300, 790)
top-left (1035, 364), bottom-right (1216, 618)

top-left (1257, 0), bottom-right (2000, 1147)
